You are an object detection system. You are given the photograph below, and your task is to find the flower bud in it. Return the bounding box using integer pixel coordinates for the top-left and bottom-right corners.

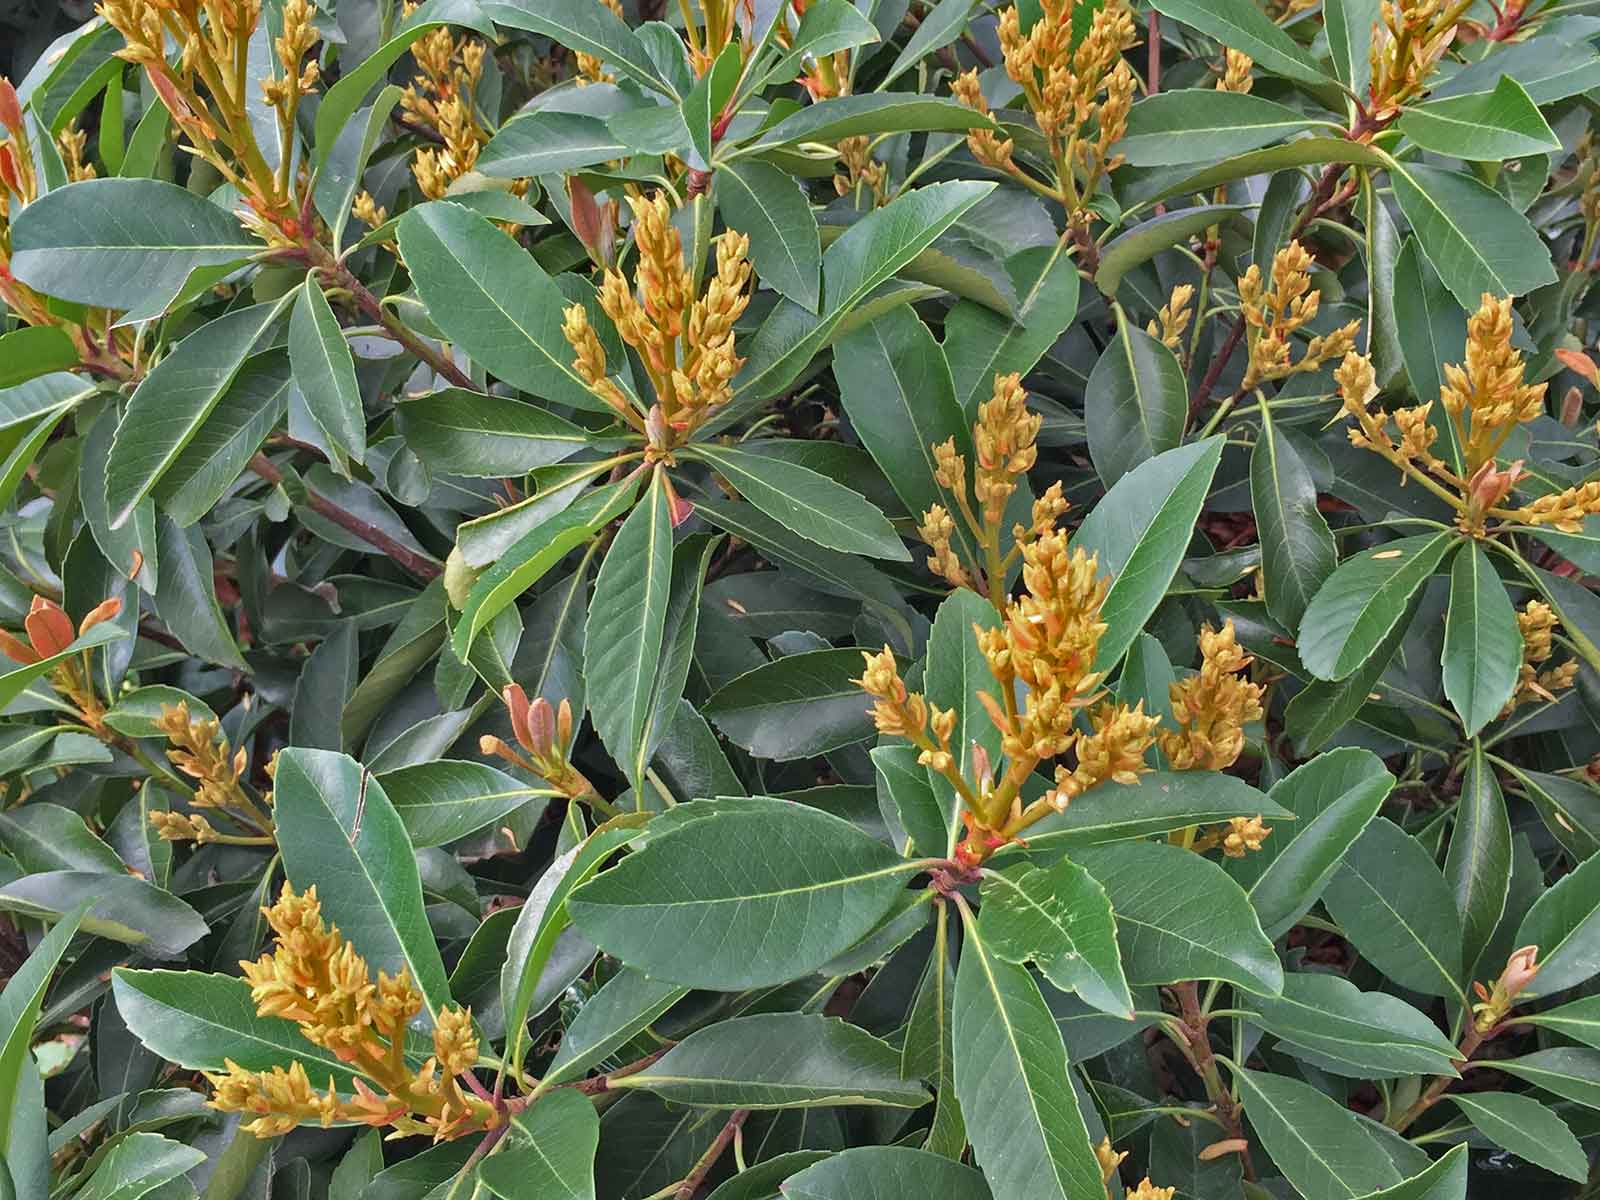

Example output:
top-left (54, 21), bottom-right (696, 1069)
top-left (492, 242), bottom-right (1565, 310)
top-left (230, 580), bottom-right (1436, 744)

top-left (0, 78), bottom-right (21, 135)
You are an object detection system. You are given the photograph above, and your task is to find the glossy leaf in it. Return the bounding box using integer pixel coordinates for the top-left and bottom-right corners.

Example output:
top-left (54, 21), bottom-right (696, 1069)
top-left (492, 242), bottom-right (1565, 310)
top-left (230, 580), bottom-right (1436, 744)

top-left (1299, 534), bottom-right (1456, 682)
top-left (1085, 309), bottom-right (1187, 487)
top-left (1441, 544), bottom-right (1521, 735)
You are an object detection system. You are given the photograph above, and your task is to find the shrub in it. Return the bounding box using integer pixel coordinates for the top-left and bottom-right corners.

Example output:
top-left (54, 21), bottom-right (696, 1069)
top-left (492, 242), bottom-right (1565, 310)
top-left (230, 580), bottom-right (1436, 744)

top-left (0, 0), bottom-right (1599, 1196)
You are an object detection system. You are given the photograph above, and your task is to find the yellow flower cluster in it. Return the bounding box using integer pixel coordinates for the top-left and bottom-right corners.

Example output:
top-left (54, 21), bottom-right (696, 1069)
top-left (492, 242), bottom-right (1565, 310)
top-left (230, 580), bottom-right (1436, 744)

top-left (836, 135), bottom-right (889, 207)
top-left (1157, 622), bottom-right (1265, 772)
top-left (1147, 284), bottom-right (1195, 351)
top-left (858, 528), bottom-right (1159, 863)
top-left (1238, 242), bottom-right (1360, 389)
top-left (147, 703), bottom-right (276, 847)
top-left (98, 0), bottom-right (317, 217)
top-left (208, 884), bottom-right (497, 1139)
top-left (1504, 601), bottom-right (1578, 714)
top-left (562, 191), bottom-right (752, 451)
top-left (1216, 49), bottom-right (1253, 94)
top-left (1364, 0), bottom-right (1471, 128)
top-left (1096, 1138), bottom-right (1175, 1200)
top-left (951, 0), bottom-right (1137, 217)
top-left (920, 373), bottom-right (1068, 597)
top-left (1338, 294), bottom-right (1600, 535)
top-left (402, 18), bottom-right (490, 200)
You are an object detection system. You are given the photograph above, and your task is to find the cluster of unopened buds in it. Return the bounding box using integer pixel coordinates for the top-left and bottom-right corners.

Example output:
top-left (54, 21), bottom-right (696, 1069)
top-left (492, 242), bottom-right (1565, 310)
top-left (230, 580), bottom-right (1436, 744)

top-left (1338, 292), bottom-right (1600, 537)
top-left (482, 684), bottom-right (597, 803)
top-left (562, 191), bottom-right (752, 460)
top-left (1097, 1138), bottom-right (1175, 1200)
top-left (0, 595), bottom-right (122, 733)
top-left (1238, 241), bottom-right (1361, 390)
top-left (97, 0), bottom-right (321, 222)
top-left (146, 703), bottom-right (277, 846)
top-left (208, 883), bottom-right (500, 1139)
top-left (1471, 945), bottom-right (1540, 1034)
top-left (951, 0), bottom-right (1137, 220)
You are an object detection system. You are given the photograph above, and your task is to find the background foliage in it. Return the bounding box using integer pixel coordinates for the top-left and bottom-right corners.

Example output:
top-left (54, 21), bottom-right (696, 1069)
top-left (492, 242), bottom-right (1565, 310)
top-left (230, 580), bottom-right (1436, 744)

top-left (3, 0), bottom-right (1600, 1196)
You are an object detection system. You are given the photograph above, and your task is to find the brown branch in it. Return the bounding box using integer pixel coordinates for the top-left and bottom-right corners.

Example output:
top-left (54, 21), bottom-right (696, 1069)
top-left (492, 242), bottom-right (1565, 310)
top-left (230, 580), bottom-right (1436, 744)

top-left (568, 1048), bottom-right (670, 1095)
top-left (1171, 982), bottom-right (1255, 1181)
top-left (675, 1109), bottom-right (750, 1200)
top-left (1390, 1022), bottom-right (1490, 1132)
top-left (248, 454), bottom-right (442, 580)
top-left (1189, 315), bottom-right (1246, 420)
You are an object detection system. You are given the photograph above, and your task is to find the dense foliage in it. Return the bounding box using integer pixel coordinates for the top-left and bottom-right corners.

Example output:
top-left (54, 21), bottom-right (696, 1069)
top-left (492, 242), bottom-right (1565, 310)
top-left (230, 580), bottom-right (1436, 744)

top-left (5, 0), bottom-right (1600, 1195)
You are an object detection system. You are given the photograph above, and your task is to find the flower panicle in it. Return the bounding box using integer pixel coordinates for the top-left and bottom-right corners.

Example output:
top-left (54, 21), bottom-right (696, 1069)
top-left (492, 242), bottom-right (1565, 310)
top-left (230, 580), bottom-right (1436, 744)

top-left (209, 883), bottom-right (497, 1140)
top-left (1239, 241), bottom-right (1360, 388)
top-left (1157, 621), bottom-right (1264, 772)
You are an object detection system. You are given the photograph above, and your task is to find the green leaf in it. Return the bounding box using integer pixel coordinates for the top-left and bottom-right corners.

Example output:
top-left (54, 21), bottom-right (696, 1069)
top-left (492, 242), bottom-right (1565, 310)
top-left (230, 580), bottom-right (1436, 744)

top-left (585, 470), bottom-right (672, 787)
top-left (745, 95), bottom-right (990, 151)
top-left (568, 798), bottom-right (915, 989)
top-left (396, 201), bottom-right (597, 409)
top-left (1448, 1092), bottom-right (1586, 1182)
top-left (1322, 817), bottom-right (1464, 1000)
top-left (1284, 588), bottom-right (1422, 754)
top-left (1096, 204), bottom-right (1244, 299)
top-left (1441, 544), bottom-right (1521, 735)
top-left (1251, 403), bottom-right (1337, 629)
top-left (834, 309), bottom-right (972, 566)
top-left (1495, 1048), bottom-right (1600, 1109)
top-left (1073, 437), bottom-right (1225, 671)
top-left (398, 389), bottom-right (587, 479)
top-left (978, 859), bottom-right (1133, 1018)
top-left (479, 111), bottom-right (628, 176)
top-left (1325, 0), bottom-right (1381, 97)
top-left (1245, 749), bottom-right (1393, 939)
top-left (0, 327), bottom-right (77, 389)
top-left (151, 515), bottom-right (247, 670)
top-left (112, 969), bottom-right (387, 1094)
top-left (1075, 841), bottom-right (1282, 994)
top-left (274, 748), bottom-right (452, 1021)
top-left (105, 299), bottom-right (286, 529)
top-left (943, 241), bottom-right (1079, 417)
top-left (1392, 237), bottom-right (1464, 439)
top-left (0, 905), bottom-right (85, 1148)
top-left (903, 904), bottom-right (964, 1157)
top-left (0, 803), bottom-right (127, 875)
top-left (717, 159), bottom-right (821, 311)
top-left (544, 969), bottom-right (688, 1087)
top-left (1120, 91), bottom-right (1320, 166)
top-left (703, 648), bottom-right (877, 761)
top-left (80, 404), bottom-right (157, 592)
top-left (1353, 1145), bottom-right (1467, 1200)
top-left (481, 0), bottom-right (670, 94)
top-left (376, 760), bottom-right (556, 849)
top-left (481, 1089), bottom-right (600, 1200)
top-left (685, 43), bottom-right (741, 165)
top-left (1085, 308), bottom-right (1187, 486)
top-left (1514, 844), bottom-right (1600, 995)
top-left (289, 278), bottom-right (365, 465)
top-left (1520, 994), bottom-right (1600, 1048)
top-left (953, 910), bottom-right (1104, 1200)
top-left (8, 178), bottom-right (255, 310)
top-left (780, 1147), bottom-right (992, 1200)
top-left (454, 476), bottom-right (636, 657)
top-left (1398, 77), bottom-right (1560, 161)
top-left (502, 824), bottom-right (639, 1073)
top-left (1233, 1067), bottom-right (1403, 1199)
top-left (1445, 744), bottom-right (1511, 975)
top-left (1388, 161), bottom-right (1558, 306)
top-left (1148, 0), bottom-right (1334, 86)
top-left (0, 872), bottom-right (204, 958)
top-left (1242, 973), bottom-right (1461, 1077)
top-left (1299, 534), bottom-right (1457, 682)
top-left (686, 443), bottom-right (905, 560)
top-left (1024, 770), bottom-right (1294, 850)
top-left (615, 1013), bottom-right (926, 1107)
top-left (75, 1134), bottom-right (204, 1200)
top-left (723, 180), bottom-right (994, 415)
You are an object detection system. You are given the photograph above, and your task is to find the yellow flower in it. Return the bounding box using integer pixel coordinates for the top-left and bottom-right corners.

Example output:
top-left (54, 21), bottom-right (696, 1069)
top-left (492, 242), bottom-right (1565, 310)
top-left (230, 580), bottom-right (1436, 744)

top-left (1158, 621), bottom-right (1264, 772)
top-left (1239, 241), bottom-right (1360, 388)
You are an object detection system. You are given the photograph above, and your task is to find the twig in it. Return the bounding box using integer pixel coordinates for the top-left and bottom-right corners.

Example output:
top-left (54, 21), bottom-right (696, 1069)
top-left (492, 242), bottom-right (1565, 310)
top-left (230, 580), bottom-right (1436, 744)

top-left (248, 454), bottom-right (442, 580)
top-left (1170, 982), bottom-right (1255, 1180)
top-left (569, 1048), bottom-right (670, 1095)
top-left (674, 1109), bottom-right (750, 1200)
top-left (1189, 316), bottom-right (1246, 420)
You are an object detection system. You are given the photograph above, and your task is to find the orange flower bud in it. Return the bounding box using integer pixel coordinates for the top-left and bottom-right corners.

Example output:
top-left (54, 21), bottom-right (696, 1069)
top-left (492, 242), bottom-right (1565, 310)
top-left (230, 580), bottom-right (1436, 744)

top-left (0, 78), bottom-right (21, 135)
